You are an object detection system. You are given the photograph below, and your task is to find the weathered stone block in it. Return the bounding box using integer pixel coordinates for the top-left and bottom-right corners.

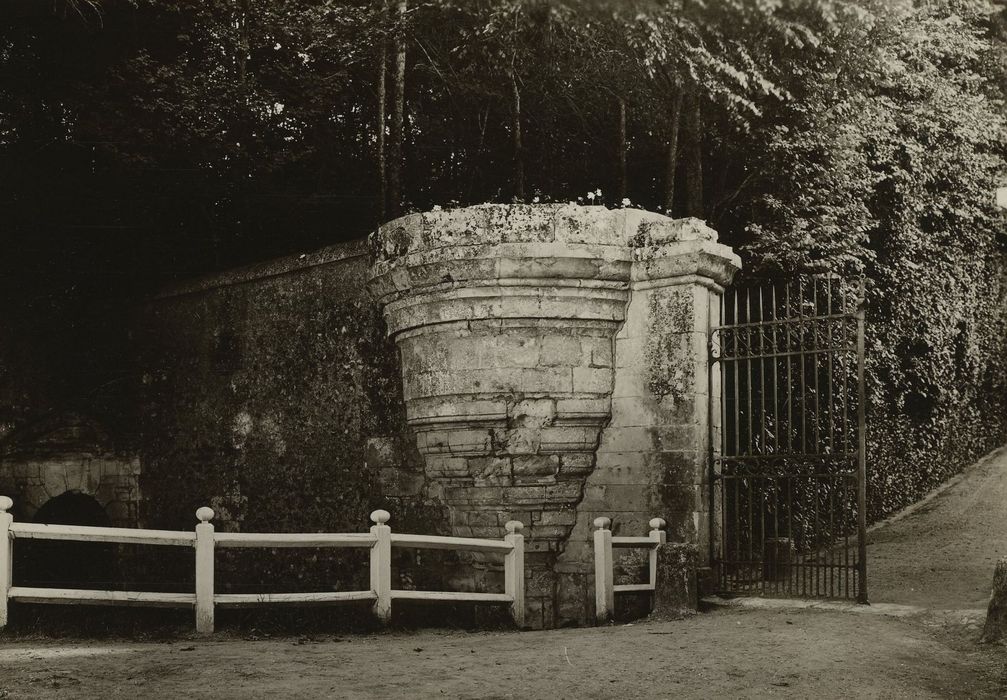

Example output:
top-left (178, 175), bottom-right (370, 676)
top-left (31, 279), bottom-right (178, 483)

top-left (466, 456), bottom-right (512, 480)
top-left (572, 366), bottom-right (612, 394)
top-left (554, 397), bottom-right (611, 421)
top-left (540, 335), bottom-right (583, 367)
top-left (529, 524), bottom-right (572, 541)
top-left (509, 398), bottom-right (556, 427)
top-left (537, 509), bottom-right (579, 527)
top-left (554, 204), bottom-right (623, 246)
top-left (443, 485), bottom-right (503, 505)
top-left (539, 427), bottom-right (599, 452)
top-left (652, 450), bottom-right (705, 485)
top-left (493, 428), bottom-right (541, 455)
top-left (446, 429), bottom-right (493, 455)
top-left (424, 455), bottom-right (469, 478)
top-left (454, 509), bottom-right (501, 527)
top-left (558, 453), bottom-right (595, 477)
top-left (600, 426), bottom-right (659, 453)
top-left (600, 484), bottom-right (664, 512)
top-left (651, 543), bottom-right (700, 618)
top-left (512, 455), bottom-right (560, 478)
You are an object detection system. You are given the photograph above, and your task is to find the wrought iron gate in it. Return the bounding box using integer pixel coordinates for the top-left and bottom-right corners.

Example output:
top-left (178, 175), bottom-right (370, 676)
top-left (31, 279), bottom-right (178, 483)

top-left (710, 275), bottom-right (867, 602)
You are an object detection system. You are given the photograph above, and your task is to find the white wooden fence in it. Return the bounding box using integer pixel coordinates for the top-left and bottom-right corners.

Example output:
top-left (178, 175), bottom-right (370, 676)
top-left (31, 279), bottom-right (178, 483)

top-left (0, 497), bottom-right (525, 634)
top-left (593, 516), bottom-right (666, 623)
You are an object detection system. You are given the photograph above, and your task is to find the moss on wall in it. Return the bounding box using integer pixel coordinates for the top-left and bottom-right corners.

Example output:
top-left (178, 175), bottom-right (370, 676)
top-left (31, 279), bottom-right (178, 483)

top-left (136, 242), bottom-right (445, 593)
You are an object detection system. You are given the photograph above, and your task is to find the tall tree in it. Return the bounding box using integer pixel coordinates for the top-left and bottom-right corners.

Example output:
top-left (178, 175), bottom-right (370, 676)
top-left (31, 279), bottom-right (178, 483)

top-left (388, 0), bottom-right (408, 218)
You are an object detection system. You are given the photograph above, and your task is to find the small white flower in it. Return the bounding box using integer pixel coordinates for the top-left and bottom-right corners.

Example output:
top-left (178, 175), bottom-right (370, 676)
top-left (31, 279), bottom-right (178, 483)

top-left (274, 43), bottom-right (282, 50)
top-left (587, 191), bottom-right (596, 202)
top-left (431, 204), bottom-right (442, 211)
top-left (532, 196), bottom-right (540, 203)
top-left (621, 198), bottom-right (631, 207)
top-left (594, 188), bottom-right (602, 197)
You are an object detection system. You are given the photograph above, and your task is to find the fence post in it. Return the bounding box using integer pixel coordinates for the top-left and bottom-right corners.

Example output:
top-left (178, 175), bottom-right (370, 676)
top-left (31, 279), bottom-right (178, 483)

top-left (593, 517), bottom-right (614, 624)
top-left (369, 509), bottom-right (392, 624)
top-left (194, 506), bottom-right (215, 635)
top-left (504, 520), bottom-right (525, 629)
top-left (648, 517), bottom-right (667, 590)
top-left (0, 496), bottom-right (12, 630)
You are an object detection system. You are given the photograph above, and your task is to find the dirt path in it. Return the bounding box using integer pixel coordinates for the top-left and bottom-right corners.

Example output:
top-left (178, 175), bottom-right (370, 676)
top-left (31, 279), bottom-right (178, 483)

top-left (2, 449), bottom-right (1006, 698)
top-left (1, 605), bottom-right (1004, 699)
top-left (867, 446), bottom-right (1007, 610)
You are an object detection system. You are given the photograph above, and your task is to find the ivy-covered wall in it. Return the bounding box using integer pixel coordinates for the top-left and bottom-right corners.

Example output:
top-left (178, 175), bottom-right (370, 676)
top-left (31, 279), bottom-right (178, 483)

top-left (136, 240), bottom-right (446, 593)
top-left (865, 249), bottom-right (1007, 519)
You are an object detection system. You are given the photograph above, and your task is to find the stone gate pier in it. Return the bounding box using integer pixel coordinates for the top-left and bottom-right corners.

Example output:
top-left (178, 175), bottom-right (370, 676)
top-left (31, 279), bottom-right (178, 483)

top-left (368, 204), bottom-right (740, 627)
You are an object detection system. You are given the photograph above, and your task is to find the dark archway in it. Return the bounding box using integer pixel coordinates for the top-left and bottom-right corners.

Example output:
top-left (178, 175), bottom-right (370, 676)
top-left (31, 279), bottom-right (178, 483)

top-left (15, 491), bottom-right (115, 588)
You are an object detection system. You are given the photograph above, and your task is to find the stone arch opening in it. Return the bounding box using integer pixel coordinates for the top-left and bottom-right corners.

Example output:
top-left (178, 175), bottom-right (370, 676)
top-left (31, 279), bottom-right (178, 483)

top-left (15, 491), bottom-right (115, 588)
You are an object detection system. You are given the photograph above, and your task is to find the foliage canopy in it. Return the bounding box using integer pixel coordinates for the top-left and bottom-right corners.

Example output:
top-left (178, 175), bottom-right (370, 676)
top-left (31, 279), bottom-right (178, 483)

top-left (1, 0), bottom-right (1006, 517)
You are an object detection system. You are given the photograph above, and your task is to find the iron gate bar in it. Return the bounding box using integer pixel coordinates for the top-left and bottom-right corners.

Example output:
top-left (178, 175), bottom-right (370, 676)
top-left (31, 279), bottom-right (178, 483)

top-left (710, 275), bottom-right (867, 603)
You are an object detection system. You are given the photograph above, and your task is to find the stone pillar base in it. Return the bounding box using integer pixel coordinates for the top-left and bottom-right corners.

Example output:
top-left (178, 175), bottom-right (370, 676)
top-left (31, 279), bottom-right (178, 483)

top-left (652, 543), bottom-right (700, 619)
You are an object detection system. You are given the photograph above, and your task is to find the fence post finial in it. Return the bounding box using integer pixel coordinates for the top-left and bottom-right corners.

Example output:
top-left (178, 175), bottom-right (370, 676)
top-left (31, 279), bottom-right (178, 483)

top-left (194, 506), bottom-right (215, 635)
top-left (369, 509), bottom-right (392, 624)
top-left (593, 516), bottom-right (611, 531)
top-left (0, 496), bottom-right (11, 629)
top-left (649, 517), bottom-right (667, 545)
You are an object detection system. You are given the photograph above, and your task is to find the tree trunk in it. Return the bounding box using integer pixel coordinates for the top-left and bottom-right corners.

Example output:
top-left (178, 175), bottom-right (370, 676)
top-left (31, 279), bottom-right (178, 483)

top-left (663, 90), bottom-right (683, 214)
top-left (377, 40), bottom-right (387, 222)
top-left (510, 71), bottom-right (525, 201)
top-left (617, 97), bottom-right (627, 201)
top-left (388, 0), bottom-right (407, 218)
top-left (684, 89), bottom-right (704, 219)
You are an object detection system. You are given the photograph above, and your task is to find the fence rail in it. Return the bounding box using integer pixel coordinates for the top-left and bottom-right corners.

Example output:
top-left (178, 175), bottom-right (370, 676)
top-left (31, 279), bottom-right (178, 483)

top-left (0, 497), bottom-right (525, 633)
top-left (593, 516), bottom-right (666, 623)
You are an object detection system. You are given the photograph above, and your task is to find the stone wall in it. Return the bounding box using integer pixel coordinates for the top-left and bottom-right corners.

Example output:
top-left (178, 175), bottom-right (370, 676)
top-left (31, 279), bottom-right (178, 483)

top-left (135, 240), bottom-right (446, 591)
top-left (8, 205), bottom-right (739, 625)
top-left (0, 413), bottom-right (140, 526)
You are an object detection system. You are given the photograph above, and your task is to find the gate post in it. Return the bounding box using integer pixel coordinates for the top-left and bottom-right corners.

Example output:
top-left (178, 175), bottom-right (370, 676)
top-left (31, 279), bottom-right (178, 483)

top-left (0, 496), bottom-right (12, 629)
top-left (590, 218), bottom-right (740, 571)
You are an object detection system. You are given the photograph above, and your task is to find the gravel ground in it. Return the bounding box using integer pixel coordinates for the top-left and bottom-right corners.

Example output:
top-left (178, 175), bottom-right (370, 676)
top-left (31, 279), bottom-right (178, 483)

top-left (1, 604), bottom-right (1004, 699)
top-left (2, 448), bottom-right (1006, 698)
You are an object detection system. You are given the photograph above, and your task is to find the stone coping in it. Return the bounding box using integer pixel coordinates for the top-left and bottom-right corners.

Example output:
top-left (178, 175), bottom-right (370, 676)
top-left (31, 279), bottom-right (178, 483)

top-left (370, 205), bottom-right (719, 265)
top-left (153, 238), bottom-right (369, 300)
